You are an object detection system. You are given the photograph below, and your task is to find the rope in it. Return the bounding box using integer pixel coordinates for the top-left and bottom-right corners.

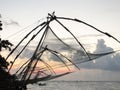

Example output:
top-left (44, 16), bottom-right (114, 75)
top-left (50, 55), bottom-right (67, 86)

top-left (57, 17), bottom-right (120, 45)
top-left (4, 18), bottom-right (46, 40)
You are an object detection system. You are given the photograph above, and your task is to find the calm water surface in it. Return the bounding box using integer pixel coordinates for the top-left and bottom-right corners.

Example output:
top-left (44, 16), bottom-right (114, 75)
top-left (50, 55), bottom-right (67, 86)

top-left (27, 81), bottom-right (120, 90)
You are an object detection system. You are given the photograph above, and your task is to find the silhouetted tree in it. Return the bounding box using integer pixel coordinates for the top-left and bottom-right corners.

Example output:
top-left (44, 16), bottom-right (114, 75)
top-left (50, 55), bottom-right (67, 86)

top-left (0, 19), bottom-right (13, 80)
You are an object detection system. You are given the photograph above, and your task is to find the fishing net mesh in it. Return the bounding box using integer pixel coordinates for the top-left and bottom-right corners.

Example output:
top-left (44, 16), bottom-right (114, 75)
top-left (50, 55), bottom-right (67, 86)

top-left (21, 27), bottom-right (114, 80)
top-left (7, 20), bottom-right (116, 81)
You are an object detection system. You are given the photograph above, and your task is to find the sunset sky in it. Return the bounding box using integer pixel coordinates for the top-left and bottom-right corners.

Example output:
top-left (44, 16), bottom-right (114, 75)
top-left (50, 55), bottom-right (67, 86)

top-left (0, 0), bottom-right (120, 81)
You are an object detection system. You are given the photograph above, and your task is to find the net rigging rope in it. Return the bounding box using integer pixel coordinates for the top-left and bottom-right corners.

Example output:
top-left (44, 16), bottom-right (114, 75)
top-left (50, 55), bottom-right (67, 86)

top-left (4, 18), bottom-right (46, 40)
top-left (5, 13), bottom-right (120, 82)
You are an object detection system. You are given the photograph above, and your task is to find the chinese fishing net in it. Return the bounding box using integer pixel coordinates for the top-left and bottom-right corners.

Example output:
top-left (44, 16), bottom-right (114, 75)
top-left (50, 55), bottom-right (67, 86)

top-left (5, 14), bottom-right (120, 83)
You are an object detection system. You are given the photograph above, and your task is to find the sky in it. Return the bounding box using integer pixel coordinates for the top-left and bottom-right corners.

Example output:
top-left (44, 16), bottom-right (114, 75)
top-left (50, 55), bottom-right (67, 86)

top-left (0, 0), bottom-right (120, 81)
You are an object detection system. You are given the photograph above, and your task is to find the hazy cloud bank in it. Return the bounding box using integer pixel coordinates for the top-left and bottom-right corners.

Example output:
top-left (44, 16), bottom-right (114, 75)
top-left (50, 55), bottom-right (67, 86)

top-left (17, 38), bottom-right (120, 72)
top-left (0, 13), bottom-right (19, 26)
top-left (79, 39), bottom-right (120, 71)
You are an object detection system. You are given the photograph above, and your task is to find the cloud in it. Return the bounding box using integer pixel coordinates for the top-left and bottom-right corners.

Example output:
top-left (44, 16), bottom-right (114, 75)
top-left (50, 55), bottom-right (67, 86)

top-left (94, 39), bottom-right (113, 53)
top-left (12, 38), bottom-right (120, 72)
top-left (3, 19), bottom-right (20, 26)
top-left (79, 39), bottom-right (120, 71)
top-left (0, 14), bottom-right (19, 26)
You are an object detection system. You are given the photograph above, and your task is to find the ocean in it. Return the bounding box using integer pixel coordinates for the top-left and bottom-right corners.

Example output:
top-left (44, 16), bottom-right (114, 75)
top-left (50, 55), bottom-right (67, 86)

top-left (27, 81), bottom-right (120, 90)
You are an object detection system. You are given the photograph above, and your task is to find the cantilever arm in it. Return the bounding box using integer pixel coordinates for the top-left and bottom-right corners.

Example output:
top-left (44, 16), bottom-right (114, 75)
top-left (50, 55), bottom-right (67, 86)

top-left (57, 17), bottom-right (120, 44)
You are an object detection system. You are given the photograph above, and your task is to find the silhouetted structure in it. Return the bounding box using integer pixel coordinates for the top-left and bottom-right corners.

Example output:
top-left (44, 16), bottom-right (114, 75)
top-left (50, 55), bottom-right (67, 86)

top-left (0, 21), bottom-right (26, 90)
top-left (1, 12), bottom-right (120, 90)
top-left (0, 21), bottom-right (2, 30)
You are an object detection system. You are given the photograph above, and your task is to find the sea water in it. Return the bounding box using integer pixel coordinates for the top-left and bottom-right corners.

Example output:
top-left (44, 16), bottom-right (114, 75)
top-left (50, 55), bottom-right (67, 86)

top-left (27, 81), bottom-right (120, 90)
